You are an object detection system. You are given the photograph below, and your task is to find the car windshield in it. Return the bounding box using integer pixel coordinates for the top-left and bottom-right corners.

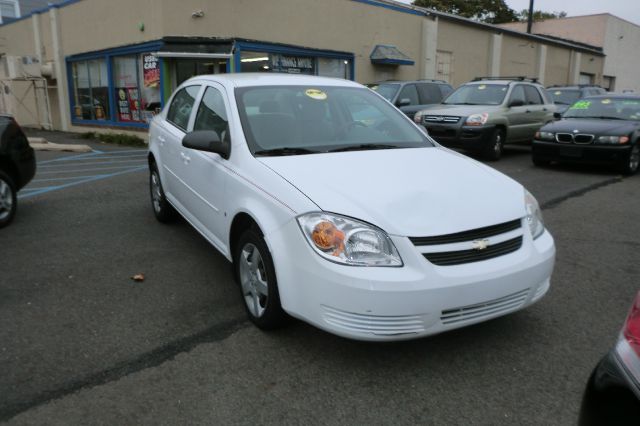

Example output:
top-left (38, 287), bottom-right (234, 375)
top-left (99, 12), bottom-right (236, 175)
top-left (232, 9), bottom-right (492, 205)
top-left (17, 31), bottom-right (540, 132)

top-left (563, 98), bottom-right (640, 120)
top-left (366, 83), bottom-right (400, 102)
top-left (549, 89), bottom-right (581, 105)
top-left (443, 84), bottom-right (508, 105)
top-left (235, 85), bottom-right (433, 155)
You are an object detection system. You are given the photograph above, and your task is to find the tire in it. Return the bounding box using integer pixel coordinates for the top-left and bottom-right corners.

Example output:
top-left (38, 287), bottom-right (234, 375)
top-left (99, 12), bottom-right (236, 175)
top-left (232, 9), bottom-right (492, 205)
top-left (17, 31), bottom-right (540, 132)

top-left (483, 128), bottom-right (505, 161)
top-left (234, 227), bottom-right (287, 330)
top-left (532, 157), bottom-right (551, 167)
top-left (149, 162), bottom-right (177, 223)
top-left (0, 170), bottom-right (17, 229)
top-left (619, 144), bottom-right (640, 176)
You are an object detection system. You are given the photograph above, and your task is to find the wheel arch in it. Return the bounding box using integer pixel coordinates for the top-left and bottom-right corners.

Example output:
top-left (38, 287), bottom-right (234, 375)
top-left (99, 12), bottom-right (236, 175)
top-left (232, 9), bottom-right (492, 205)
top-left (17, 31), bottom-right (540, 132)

top-left (0, 155), bottom-right (20, 187)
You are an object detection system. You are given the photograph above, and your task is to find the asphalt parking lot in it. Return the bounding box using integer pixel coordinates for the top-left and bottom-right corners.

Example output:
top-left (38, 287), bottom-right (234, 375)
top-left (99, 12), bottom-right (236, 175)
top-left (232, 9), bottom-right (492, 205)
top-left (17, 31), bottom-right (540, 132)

top-left (2, 132), bottom-right (639, 425)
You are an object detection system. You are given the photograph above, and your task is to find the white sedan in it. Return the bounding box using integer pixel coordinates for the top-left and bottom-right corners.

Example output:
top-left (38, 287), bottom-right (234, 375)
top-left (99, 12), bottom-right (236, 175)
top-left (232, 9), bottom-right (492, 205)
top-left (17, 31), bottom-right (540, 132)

top-left (148, 73), bottom-right (555, 341)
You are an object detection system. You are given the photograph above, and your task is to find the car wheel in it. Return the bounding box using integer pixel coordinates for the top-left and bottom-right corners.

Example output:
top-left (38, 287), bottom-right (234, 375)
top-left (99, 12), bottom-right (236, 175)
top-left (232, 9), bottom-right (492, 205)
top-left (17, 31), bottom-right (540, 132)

top-left (149, 163), bottom-right (177, 223)
top-left (234, 228), bottom-right (286, 329)
top-left (0, 170), bottom-right (17, 229)
top-left (532, 157), bottom-right (551, 167)
top-left (484, 128), bottom-right (505, 161)
top-left (620, 144), bottom-right (640, 176)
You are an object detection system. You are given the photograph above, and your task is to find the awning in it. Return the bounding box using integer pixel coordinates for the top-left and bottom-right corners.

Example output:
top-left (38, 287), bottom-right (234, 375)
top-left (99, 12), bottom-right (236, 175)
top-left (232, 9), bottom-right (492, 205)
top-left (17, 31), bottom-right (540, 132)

top-left (156, 37), bottom-right (233, 58)
top-left (370, 45), bottom-right (414, 66)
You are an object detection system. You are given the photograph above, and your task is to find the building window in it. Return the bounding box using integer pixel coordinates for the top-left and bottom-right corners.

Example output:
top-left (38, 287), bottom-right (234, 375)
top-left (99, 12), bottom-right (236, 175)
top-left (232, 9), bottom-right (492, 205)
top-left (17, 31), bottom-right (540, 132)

top-left (317, 58), bottom-right (351, 80)
top-left (602, 75), bottom-right (615, 91)
top-left (112, 53), bottom-right (161, 123)
top-left (240, 51), bottom-right (272, 73)
top-left (71, 59), bottom-right (110, 121)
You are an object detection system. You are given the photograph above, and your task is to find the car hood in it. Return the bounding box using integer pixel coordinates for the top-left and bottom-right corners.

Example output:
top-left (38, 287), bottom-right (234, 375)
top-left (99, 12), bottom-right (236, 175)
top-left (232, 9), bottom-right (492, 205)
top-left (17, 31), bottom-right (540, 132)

top-left (543, 118), bottom-right (640, 134)
top-left (420, 104), bottom-right (499, 117)
top-left (258, 147), bottom-right (525, 237)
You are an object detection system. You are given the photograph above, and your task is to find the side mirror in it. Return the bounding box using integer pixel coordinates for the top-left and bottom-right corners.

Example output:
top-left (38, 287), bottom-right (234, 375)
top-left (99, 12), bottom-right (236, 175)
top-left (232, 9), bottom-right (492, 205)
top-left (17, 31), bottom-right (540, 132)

top-left (182, 130), bottom-right (230, 158)
top-left (396, 98), bottom-right (411, 107)
top-left (553, 112), bottom-right (562, 120)
top-left (508, 99), bottom-right (525, 108)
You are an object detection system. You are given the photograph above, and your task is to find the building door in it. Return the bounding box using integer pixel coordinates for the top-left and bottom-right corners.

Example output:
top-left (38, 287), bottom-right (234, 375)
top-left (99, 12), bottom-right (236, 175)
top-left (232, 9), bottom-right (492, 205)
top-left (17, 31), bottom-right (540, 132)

top-left (436, 51), bottom-right (453, 83)
top-left (579, 73), bottom-right (593, 85)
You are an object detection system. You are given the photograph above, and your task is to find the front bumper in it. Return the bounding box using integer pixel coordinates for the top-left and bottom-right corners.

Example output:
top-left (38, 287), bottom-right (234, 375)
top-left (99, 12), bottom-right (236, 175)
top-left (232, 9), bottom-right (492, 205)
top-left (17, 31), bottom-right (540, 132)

top-left (424, 122), bottom-right (496, 152)
top-left (532, 140), bottom-right (631, 166)
top-left (267, 218), bottom-right (555, 341)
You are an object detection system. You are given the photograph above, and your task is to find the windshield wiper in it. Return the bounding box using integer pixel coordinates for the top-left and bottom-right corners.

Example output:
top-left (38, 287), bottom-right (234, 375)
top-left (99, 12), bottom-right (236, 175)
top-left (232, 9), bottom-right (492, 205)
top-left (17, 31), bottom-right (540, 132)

top-left (569, 116), bottom-right (627, 120)
top-left (328, 144), bottom-right (400, 153)
top-left (254, 147), bottom-right (319, 157)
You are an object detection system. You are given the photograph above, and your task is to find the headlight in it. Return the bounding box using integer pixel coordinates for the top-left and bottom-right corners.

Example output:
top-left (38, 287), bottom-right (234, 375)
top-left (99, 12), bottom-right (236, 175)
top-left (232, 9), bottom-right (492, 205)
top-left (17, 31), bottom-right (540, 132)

top-left (597, 135), bottom-right (630, 144)
top-left (297, 212), bottom-right (402, 267)
top-left (535, 131), bottom-right (555, 141)
top-left (465, 113), bottom-right (489, 126)
top-left (524, 190), bottom-right (544, 239)
top-left (414, 111), bottom-right (424, 124)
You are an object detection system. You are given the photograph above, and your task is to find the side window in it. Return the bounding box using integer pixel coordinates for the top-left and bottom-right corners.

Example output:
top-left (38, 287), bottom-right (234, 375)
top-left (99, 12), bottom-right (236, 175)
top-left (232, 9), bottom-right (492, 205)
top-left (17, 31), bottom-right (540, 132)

top-left (439, 84), bottom-right (454, 99)
top-left (397, 84), bottom-right (419, 106)
top-left (167, 85), bottom-right (200, 131)
top-left (416, 83), bottom-right (443, 104)
top-left (193, 86), bottom-right (229, 139)
top-left (509, 85), bottom-right (526, 105)
top-left (524, 85), bottom-right (543, 105)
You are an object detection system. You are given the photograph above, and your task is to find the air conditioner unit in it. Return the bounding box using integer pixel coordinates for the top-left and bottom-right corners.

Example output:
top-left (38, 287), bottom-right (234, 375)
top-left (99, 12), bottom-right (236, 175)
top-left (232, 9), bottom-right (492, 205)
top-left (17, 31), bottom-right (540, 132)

top-left (22, 56), bottom-right (42, 77)
top-left (1, 56), bottom-right (42, 78)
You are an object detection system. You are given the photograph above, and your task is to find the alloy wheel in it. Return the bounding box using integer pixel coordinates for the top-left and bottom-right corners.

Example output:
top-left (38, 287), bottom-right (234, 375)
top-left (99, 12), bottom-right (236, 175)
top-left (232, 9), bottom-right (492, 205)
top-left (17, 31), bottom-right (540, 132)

top-left (0, 178), bottom-right (13, 221)
top-left (150, 171), bottom-right (162, 213)
top-left (238, 243), bottom-right (269, 318)
top-left (629, 145), bottom-right (640, 173)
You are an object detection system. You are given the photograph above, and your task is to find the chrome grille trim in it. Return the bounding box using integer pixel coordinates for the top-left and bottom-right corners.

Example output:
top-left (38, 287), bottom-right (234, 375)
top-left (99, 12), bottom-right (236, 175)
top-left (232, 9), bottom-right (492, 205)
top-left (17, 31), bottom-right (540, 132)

top-left (440, 289), bottom-right (529, 325)
top-left (322, 306), bottom-right (425, 335)
top-left (409, 219), bottom-right (521, 246)
top-left (423, 115), bottom-right (460, 123)
top-left (556, 133), bottom-right (573, 143)
top-left (574, 134), bottom-right (594, 144)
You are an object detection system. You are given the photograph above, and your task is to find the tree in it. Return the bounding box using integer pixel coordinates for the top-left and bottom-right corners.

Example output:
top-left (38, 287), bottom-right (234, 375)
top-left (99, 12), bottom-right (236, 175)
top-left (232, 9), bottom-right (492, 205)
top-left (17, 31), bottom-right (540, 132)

top-left (518, 9), bottom-right (567, 22)
top-left (412, 0), bottom-right (519, 24)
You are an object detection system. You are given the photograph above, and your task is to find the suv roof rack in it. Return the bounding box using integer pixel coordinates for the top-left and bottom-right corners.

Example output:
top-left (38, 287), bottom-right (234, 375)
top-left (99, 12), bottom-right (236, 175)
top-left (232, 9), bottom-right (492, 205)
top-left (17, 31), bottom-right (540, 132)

top-left (472, 76), bottom-right (538, 83)
top-left (547, 84), bottom-right (603, 88)
top-left (418, 79), bottom-right (448, 83)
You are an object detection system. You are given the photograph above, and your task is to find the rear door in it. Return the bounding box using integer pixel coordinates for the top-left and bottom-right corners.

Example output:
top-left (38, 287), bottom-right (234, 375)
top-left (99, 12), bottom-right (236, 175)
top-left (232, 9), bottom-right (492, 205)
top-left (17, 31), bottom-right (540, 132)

top-left (523, 84), bottom-right (548, 139)
top-left (504, 84), bottom-right (529, 142)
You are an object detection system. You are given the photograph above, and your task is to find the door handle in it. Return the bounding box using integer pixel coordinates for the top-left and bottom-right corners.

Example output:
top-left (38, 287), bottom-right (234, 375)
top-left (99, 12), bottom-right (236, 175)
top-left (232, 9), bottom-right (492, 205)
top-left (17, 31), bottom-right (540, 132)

top-left (180, 152), bottom-right (191, 164)
top-left (158, 135), bottom-right (166, 146)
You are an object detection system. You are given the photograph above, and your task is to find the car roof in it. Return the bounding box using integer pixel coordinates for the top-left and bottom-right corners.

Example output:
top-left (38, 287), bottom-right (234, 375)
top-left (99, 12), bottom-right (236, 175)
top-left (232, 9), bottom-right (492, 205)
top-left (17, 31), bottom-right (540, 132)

top-left (467, 80), bottom-right (539, 86)
top-left (584, 94), bottom-right (640, 100)
top-left (185, 73), bottom-right (363, 89)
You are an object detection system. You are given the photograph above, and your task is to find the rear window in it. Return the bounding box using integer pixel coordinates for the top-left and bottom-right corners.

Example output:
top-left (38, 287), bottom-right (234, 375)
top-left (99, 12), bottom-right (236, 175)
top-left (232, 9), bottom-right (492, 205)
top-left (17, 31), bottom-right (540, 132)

top-left (444, 84), bottom-right (508, 105)
top-left (367, 83), bottom-right (400, 102)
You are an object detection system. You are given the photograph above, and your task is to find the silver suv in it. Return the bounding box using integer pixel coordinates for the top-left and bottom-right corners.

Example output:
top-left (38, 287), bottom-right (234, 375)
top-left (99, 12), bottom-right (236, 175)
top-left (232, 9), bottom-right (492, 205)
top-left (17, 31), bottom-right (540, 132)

top-left (415, 77), bottom-right (556, 160)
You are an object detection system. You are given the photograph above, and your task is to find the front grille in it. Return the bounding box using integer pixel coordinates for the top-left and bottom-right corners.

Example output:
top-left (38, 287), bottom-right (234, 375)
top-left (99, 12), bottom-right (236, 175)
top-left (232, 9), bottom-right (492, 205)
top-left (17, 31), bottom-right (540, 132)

top-left (574, 134), bottom-right (594, 144)
top-left (409, 219), bottom-right (521, 246)
top-left (423, 236), bottom-right (523, 266)
top-left (423, 115), bottom-right (460, 123)
top-left (322, 306), bottom-right (425, 335)
top-left (440, 289), bottom-right (529, 325)
top-left (556, 133), bottom-right (573, 143)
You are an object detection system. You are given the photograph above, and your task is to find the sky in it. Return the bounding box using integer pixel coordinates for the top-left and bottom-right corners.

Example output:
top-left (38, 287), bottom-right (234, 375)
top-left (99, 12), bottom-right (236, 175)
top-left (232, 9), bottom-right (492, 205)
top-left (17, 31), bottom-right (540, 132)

top-left (394, 0), bottom-right (640, 26)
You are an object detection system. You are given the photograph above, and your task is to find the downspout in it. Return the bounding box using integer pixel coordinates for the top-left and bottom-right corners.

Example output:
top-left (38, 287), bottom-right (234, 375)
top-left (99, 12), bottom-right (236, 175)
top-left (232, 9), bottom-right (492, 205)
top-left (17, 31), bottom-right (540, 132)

top-left (50, 6), bottom-right (70, 131)
top-left (31, 12), bottom-right (42, 63)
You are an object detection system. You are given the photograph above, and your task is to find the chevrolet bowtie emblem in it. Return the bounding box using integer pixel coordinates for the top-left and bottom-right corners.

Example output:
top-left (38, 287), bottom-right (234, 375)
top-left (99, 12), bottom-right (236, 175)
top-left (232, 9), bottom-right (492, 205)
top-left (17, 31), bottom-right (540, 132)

top-left (472, 239), bottom-right (490, 250)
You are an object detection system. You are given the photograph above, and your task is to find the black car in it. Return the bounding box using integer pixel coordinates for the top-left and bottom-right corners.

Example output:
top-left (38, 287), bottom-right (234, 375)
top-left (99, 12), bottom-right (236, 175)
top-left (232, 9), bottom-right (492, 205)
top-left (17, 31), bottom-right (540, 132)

top-left (367, 79), bottom-right (453, 120)
top-left (0, 115), bottom-right (36, 228)
top-left (532, 95), bottom-right (640, 175)
top-left (547, 85), bottom-right (607, 114)
top-left (579, 291), bottom-right (640, 425)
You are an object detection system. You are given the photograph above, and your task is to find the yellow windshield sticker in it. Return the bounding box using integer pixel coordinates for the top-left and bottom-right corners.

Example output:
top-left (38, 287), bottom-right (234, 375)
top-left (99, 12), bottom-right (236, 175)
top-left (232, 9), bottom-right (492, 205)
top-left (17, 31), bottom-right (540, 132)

top-left (478, 85), bottom-right (486, 90)
top-left (570, 100), bottom-right (591, 110)
top-left (305, 89), bottom-right (327, 100)
top-left (601, 99), bottom-right (611, 104)
top-left (554, 91), bottom-right (562, 95)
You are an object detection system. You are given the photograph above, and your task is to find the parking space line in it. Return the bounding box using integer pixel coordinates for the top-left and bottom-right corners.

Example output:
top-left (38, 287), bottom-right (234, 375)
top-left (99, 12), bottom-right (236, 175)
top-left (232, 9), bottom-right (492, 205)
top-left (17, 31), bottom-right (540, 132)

top-left (37, 149), bottom-right (147, 165)
top-left (38, 158), bottom-right (148, 168)
top-left (18, 166), bottom-right (147, 199)
top-left (37, 164), bottom-right (149, 175)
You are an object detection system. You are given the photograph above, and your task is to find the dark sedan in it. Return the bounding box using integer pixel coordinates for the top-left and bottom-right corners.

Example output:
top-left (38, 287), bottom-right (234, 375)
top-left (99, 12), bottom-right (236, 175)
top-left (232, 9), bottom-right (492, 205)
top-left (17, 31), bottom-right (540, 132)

top-left (0, 115), bottom-right (36, 228)
top-left (579, 291), bottom-right (640, 425)
top-left (532, 95), bottom-right (640, 175)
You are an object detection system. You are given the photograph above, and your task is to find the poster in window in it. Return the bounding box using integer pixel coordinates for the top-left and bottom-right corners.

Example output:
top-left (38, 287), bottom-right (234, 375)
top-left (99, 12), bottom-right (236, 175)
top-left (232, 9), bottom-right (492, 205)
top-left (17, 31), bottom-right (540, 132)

top-left (143, 54), bottom-right (160, 88)
top-left (116, 87), bottom-right (141, 122)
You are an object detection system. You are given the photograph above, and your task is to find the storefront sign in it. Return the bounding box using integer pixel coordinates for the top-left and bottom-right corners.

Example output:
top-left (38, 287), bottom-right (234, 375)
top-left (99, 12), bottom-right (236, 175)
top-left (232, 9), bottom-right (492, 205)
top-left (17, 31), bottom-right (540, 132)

top-left (271, 54), bottom-right (315, 74)
top-left (116, 87), bottom-right (141, 122)
top-left (143, 54), bottom-right (160, 88)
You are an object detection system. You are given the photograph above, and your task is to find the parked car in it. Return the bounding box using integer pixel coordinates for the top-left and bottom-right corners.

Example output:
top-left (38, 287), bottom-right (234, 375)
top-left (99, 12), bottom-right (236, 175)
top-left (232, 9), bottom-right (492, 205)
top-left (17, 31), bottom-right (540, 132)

top-left (0, 115), bottom-right (35, 228)
top-left (531, 95), bottom-right (640, 175)
top-left (547, 85), bottom-right (607, 114)
top-left (579, 290), bottom-right (640, 425)
top-left (148, 73), bottom-right (555, 341)
top-left (366, 79), bottom-right (453, 121)
top-left (414, 77), bottom-right (556, 160)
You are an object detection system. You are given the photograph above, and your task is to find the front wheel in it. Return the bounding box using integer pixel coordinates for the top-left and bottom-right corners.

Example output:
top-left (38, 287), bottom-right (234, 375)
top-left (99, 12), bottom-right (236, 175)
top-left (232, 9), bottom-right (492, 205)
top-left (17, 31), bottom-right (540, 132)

top-left (0, 170), bottom-right (17, 228)
top-left (483, 128), bottom-right (505, 161)
top-left (619, 144), bottom-right (640, 176)
top-left (234, 228), bottom-right (287, 329)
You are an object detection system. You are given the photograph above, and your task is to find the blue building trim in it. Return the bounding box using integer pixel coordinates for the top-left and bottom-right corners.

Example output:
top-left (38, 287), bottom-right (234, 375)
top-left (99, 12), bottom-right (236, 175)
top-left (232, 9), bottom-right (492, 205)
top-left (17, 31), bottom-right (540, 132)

top-left (371, 58), bottom-right (415, 66)
top-left (234, 40), bottom-right (356, 80)
top-left (350, 0), bottom-right (425, 17)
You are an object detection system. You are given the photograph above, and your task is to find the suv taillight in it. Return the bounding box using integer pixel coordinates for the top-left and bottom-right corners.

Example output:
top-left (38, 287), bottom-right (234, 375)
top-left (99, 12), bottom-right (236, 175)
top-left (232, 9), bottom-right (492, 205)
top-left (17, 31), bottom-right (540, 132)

top-left (623, 291), bottom-right (640, 357)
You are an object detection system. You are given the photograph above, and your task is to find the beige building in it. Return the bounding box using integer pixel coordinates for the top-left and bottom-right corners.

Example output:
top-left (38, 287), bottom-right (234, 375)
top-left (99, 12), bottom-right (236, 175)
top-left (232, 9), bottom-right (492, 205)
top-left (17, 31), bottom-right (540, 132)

top-left (500, 13), bottom-right (639, 93)
top-left (0, 0), bottom-right (604, 133)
